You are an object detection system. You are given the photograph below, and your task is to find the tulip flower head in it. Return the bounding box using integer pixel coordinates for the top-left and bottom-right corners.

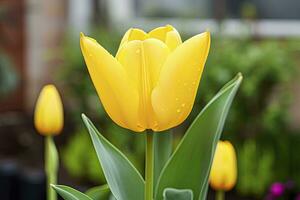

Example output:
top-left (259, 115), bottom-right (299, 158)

top-left (34, 84), bottom-right (64, 136)
top-left (210, 141), bottom-right (237, 191)
top-left (80, 25), bottom-right (210, 132)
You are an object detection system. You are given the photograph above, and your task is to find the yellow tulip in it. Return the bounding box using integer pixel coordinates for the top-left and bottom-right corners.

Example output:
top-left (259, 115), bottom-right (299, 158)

top-left (210, 141), bottom-right (237, 191)
top-left (80, 25), bottom-right (210, 132)
top-left (34, 84), bottom-right (64, 136)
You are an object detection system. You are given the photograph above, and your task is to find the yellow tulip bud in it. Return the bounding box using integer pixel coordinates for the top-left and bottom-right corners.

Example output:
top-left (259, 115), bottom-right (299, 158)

top-left (34, 84), bottom-right (64, 136)
top-left (210, 141), bottom-right (237, 191)
top-left (80, 25), bottom-right (210, 132)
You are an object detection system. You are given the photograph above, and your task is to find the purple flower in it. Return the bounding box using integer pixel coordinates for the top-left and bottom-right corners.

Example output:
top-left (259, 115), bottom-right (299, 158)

top-left (270, 182), bottom-right (285, 197)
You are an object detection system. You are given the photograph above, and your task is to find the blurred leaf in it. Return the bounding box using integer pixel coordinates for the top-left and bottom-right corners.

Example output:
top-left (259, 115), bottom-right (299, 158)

top-left (154, 131), bottom-right (173, 187)
top-left (85, 185), bottom-right (111, 200)
top-left (62, 130), bottom-right (105, 183)
top-left (0, 52), bottom-right (18, 96)
top-left (163, 188), bottom-right (193, 200)
top-left (52, 185), bottom-right (92, 200)
top-left (82, 114), bottom-right (144, 200)
top-left (155, 74), bottom-right (242, 200)
top-left (237, 140), bottom-right (274, 197)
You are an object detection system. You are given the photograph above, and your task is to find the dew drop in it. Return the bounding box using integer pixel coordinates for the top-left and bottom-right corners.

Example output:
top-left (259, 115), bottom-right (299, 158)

top-left (183, 83), bottom-right (188, 86)
top-left (192, 81), bottom-right (196, 85)
top-left (89, 54), bottom-right (93, 57)
top-left (176, 109), bottom-right (181, 113)
top-left (181, 103), bottom-right (186, 107)
top-left (175, 97), bottom-right (179, 101)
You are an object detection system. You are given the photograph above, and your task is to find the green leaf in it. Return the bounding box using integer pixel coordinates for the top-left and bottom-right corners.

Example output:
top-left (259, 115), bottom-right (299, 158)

top-left (154, 131), bottom-right (173, 187)
top-left (82, 114), bottom-right (144, 200)
top-left (163, 188), bottom-right (193, 200)
top-left (155, 73), bottom-right (243, 200)
top-left (51, 185), bottom-right (92, 200)
top-left (85, 184), bottom-right (111, 200)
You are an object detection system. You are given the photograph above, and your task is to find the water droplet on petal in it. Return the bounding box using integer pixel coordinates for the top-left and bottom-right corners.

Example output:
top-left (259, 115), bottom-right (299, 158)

top-left (192, 81), bottom-right (196, 85)
top-left (181, 103), bottom-right (186, 107)
top-left (175, 98), bottom-right (179, 101)
top-left (183, 83), bottom-right (188, 86)
top-left (176, 109), bottom-right (181, 113)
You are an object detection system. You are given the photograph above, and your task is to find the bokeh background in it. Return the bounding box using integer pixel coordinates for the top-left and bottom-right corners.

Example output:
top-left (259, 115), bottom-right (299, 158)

top-left (1, 0), bottom-right (300, 199)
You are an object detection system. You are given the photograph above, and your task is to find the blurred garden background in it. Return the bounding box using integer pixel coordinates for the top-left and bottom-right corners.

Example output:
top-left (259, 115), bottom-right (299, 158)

top-left (1, 0), bottom-right (300, 199)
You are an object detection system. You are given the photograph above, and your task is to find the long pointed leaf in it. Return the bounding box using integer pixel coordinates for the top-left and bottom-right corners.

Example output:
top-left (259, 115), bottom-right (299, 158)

top-left (52, 185), bottom-right (92, 200)
top-left (82, 114), bottom-right (144, 200)
top-left (155, 73), bottom-right (242, 200)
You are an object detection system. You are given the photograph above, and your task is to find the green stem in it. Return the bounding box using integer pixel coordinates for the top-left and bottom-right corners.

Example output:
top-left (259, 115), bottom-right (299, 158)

top-left (45, 136), bottom-right (58, 200)
top-left (216, 190), bottom-right (225, 200)
top-left (145, 131), bottom-right (154, 200)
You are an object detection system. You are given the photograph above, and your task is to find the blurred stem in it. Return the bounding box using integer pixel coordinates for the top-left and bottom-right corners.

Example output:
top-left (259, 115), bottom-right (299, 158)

top-left (216, 190), bottom-right (225, 200)
top-left (45, 136), bottom-right (58, 200)
top-left (145, 131), bottom-right (154, 200)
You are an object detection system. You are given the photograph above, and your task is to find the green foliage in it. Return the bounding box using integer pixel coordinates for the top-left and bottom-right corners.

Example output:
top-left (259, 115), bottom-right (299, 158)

top-left (62, 129), bottom-right (105, 183)
top-left (199, 38), bottom-right (296, 136)
top-left (237, 140), bottom-right (274, 197)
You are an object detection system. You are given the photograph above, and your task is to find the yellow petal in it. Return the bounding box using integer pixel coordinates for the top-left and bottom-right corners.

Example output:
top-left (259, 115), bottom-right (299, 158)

top-left (117, 28), bottom-right (148, 55)
top-left (116, 39), bottom-right (170, 129)
top-left (148, 25), bottom-right (182, 51)
top-left (151, 32), bottom-right (210, 131)
top-left (209, 141), bottom-right (237, 191)
top-left (34, 85), bottom-right (63, 135)
top-left (80, 33), bottom-right (143, 132)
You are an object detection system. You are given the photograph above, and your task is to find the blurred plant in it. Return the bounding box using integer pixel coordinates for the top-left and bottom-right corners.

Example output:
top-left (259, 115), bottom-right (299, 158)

top-left (237, 140), bottom-right (274, 197)
top-left (0, 52), bottom-right (18, 97)
top-left (62, 129), bottom-right (105, 184)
